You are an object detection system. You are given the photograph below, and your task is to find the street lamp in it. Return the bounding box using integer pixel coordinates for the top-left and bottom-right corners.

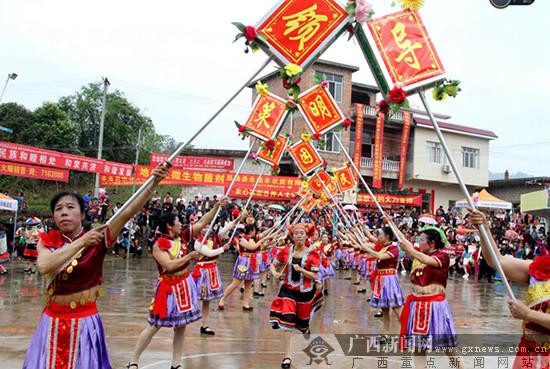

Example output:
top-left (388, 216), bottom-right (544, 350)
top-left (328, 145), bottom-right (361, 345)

top-left (0, 73), bottom-right (18, 104)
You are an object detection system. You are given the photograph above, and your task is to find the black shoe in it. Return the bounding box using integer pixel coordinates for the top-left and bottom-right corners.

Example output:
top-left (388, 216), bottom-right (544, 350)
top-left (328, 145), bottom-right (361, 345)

top-left (126, 364), bottom-right (138, 369)
top-left (253, 291), bottom-right (265, 297)
top-left (353, 281), bottom-right (360, 285)
top-left (323, 289), bottom-right (328, 296)
top-left (344, 277), bottom-right (351, 280)
top-left (200, 326), bottom-right (215, 336)
top-left (366, 297), bottom-right (371, 302)
top-left (374, 311), bottom-right (383, 318)
top-left (261, 283), bottom-right (267, 288)
top-left (240, 287), bottom-right (244, 293)
top-left (281, 357), bottom-right (292, 369)
top-left (357, 288), bottom-right (367, 293)
top-left (170, 366), bottom-right (182, 369)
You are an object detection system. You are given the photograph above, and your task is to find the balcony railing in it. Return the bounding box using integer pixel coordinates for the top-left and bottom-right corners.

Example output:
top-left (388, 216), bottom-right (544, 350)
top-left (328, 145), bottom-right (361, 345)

top-left (360, 157), bottom-right (400, 172)
top-left (360, 105), bottom-right (404, 121)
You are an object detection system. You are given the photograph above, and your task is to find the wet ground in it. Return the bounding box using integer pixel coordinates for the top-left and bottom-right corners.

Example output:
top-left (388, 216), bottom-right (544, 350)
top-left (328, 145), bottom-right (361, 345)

top-left (0, 254), bottom-right (526, 368)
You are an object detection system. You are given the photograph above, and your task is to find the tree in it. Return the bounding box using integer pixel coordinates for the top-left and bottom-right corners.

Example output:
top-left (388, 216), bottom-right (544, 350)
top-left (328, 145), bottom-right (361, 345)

top-left (0, 103), bottom-right (33, 143)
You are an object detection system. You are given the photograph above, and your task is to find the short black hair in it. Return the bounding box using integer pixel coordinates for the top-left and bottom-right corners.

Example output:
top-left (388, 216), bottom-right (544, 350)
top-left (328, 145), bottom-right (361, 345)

top-left (50, 191), bottom-right (85, 214)
top-left (158, 212), bottom-right (178, 234)
top-left (381, 226), bottom-right (395, 241)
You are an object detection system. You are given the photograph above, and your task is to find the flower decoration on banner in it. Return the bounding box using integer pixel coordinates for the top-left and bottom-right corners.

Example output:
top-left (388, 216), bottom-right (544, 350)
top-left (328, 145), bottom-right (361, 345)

top-left (271, 164), bottom-right (281, 175)
top-left (342, 117), bottom-right (352, 130)
top-left (280, 64), bottom-right (303, 102)
top-left (377, 100), bottom-right (390, 115)
top-left (346, 0), bottom-right (375, 23)
top-left (432, 80), bottom-right (462, 102)
top-left (235, 121), bottom-right (250, 140)
top-left (260, 139), bottom-right (276, 154)
top-left (286, 96), bottom-right (299, 114)
top-left (301, 133), bottom-right (312, 142)
top-left (394, 0), bottom-right (425, 11)
top-left (388, 85), bottom-right (410, 113)
top-left (255, 81), bottom-right (269, 97)
top-left (312, 132), bottom-right (322, 141)
top-left (232, 23), bottom-right (260, 54)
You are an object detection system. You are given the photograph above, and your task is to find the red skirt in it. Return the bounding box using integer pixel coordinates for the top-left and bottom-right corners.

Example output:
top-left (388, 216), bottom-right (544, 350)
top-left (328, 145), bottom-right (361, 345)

top-left (269, 285), bottom-right (323, 333)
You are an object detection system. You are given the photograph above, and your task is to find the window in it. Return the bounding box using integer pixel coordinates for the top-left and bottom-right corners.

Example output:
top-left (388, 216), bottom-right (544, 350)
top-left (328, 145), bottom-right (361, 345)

top-left (314, 71), bottom-right (343, 102)
top-left (319, 132), bottom-right (341, 153)
top-left (462, 147), bottom-right (480, 169)
top-left (427, 141), bottom-right (442, 163)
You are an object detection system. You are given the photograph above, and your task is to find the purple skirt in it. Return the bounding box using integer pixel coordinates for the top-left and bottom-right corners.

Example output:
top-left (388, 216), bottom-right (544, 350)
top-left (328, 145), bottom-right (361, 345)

top-left (232, 255), bottom-right (260, 280)
top-left (345, 251), bottom-right (355, 267)
top-left (148, 274), bottom-right (202, 327)
top-left (369, 274), bottom-right (405, 308)
top-left (194, 263), bottom-right (223, 301)
top-left (358, 259), bottom-right (376, 279)
top-left (404, 298), bottom-right (458, 350)
top-left (259, 252), bottom-right (270, 273)
top-left (318, 263), bottom-right (335, 281)
top-left (23, 309), bottom-right (111, 369)
top-left (335, 249), bottom-right (343, 260)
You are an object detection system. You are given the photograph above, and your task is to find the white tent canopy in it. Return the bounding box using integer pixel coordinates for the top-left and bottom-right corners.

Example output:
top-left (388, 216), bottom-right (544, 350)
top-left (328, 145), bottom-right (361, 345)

top-left (0, 193), bottom-right (18, 212)
top-left (455, 189), bottom-right (512, 210)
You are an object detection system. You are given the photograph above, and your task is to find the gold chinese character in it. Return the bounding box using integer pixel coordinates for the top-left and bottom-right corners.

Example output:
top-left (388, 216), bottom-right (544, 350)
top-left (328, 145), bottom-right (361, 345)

top-left (254, 102), bottom-right (276, 129)
top-left (309, 94), bottom-right (332, 120)
top-left (283, 5), bottom-right (328, 51)
top-left (299, 147), bottom-right (314, 165)
top-left (339, 173), bottom-right (351, 186)
top-left (391, 22), bottom-right (423, 70)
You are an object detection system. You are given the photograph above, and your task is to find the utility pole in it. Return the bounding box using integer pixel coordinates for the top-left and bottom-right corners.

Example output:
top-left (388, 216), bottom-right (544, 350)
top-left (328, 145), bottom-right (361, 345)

top-left (132, 125), bottom-right (143, 194)
top-left (94, 77), bottom-right (110, 198)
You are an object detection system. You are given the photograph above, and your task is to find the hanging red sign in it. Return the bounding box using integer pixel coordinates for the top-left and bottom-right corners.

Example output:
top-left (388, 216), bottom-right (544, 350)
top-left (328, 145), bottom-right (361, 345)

top-left (398, 112), bottom-right (411, 188)
top-left (256, 0), bottom-right (350, 68)
top-left (257, 134), bottom-right (289, 167)
top-left (353, 104), bottom-right (365, 171)
top-left (357, 193), bottom-right (422, 207)
top-left (244, 93), bottom-right (288, 142)
top-left (372, 113), bottom-right (385, 189)
top-left (366, 9), bottom-right (445, 92)
top-left (298, 85), bottom-right (345, 135)
top-left (333, 166), bottom-right (356, 192)
top-left (287, 139), bottom-right (323, 176)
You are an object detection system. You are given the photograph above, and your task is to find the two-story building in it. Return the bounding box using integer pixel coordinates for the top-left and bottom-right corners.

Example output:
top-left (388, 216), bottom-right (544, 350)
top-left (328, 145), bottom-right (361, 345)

top-left (249, 59), bottom-right (498, 212)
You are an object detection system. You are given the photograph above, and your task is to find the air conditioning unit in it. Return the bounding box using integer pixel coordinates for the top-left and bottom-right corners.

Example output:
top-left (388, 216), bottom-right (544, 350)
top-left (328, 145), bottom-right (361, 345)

top-left (442, 164), bottom-right (452, 173)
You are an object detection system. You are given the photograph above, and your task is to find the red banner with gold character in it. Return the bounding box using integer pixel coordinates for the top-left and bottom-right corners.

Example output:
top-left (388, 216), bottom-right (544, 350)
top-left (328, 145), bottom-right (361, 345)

top-left (333, 166), bottom-right (356, 192)
top-left (257, 134), bottom-right (289, 167)
top-left (298, 85), bottom-right (345, 135)
top-left (0, 160), bottom-right (69, 182)
top-left (372, 113), bottom-right (385, 189)
top-left (245, 93), bottom-right (288, 142)
top-left (353, 104), bottom-right (364, 171)
top-left (367, 10), bottom-right (445, 92)
top-left (287, 139), bottom-right (323, 176)
top-left (256, 0), bottom-right (349, 68)
top-left (357, 193), bottom-right (422, 207)
top-left (299, 194), bottom-right (318, 214)
top-left (398, 112), bottom-right (411, 189)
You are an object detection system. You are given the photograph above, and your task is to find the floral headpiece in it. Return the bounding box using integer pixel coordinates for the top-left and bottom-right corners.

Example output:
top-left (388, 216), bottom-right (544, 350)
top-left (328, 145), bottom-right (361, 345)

top-left (420, 225), bottom-right (450, 247)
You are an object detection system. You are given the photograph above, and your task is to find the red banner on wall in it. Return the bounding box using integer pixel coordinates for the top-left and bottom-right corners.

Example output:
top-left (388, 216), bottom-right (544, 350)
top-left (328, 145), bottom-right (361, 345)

top-left (353, 104), bottom-right (364, 172)
top-left (0, 160), bottom-right (69, 182)
top-left (372, 113), bottom-right (385, 189)
top-left (398, 112), bottom-right (411, 189)
top-left (150, 153), bottom-right (233, 170)
top-left (357, 193), bottom-right (422, 207)
top-left (0, 141), bottom-right (133, 177)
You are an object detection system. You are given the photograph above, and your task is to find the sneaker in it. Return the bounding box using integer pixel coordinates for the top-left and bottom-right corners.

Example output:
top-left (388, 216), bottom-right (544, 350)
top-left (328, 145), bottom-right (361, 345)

top-left (374, 311), bottom-right (383, 318)
top-left (200, 326), bottom-right (215, 336)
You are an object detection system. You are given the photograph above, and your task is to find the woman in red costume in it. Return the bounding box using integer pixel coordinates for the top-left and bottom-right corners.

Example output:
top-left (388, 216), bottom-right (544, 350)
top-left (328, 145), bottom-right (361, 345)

top-left (269, 223), bottom-right (323, 369)
top-left (23, 164), bottom-right (170, 369)
top-left (470, 210), bottom-right (549, 369)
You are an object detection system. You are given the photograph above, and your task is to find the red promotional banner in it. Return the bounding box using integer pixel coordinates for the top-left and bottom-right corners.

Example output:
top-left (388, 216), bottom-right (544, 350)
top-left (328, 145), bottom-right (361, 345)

top-left (228, 185), bottom-right (298, 202)
top-left (357, 193), bottom-right (422, 207)
top-left (372, 113), bottom-right (385, 189)
top-left (353, 104), bottom-right (364, 172)
top-left (0, 160), bottom-right (69, 182)
top-left (0, 141), bottom-right (133, 177)
top-left (256, 0), bottom-right (349, 67)
top-left (398, 112), bottom-right (411, 189)
top-left (150, 153), bottom-right (233, 170)
top-left (367, 10), bottom-right (445, 91)
top-left (99, 166), bottom-right (303, 192)
top-left (298, 85), bottom-right (345, 135)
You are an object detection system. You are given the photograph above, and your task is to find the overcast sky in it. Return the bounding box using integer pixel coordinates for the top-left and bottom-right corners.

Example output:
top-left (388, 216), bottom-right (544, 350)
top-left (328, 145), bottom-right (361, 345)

top-left (0, 0), bottom-right (548, 176)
